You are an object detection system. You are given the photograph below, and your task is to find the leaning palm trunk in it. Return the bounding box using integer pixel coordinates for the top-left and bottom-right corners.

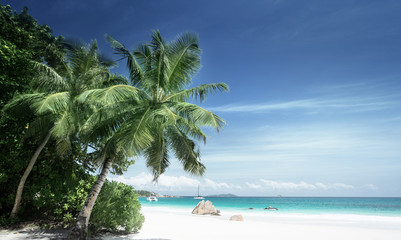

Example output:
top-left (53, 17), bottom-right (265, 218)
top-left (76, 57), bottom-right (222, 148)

top-left (68, 158), bottom-right (113, 240)
top-left (10, 131), bottom-right (52, 219)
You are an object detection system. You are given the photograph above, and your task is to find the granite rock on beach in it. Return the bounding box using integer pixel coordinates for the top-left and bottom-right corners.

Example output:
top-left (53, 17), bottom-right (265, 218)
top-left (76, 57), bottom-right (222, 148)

top-left (229, 215), bottom-right (244, 221)
top-left (192, 200), bottom-right (220, 215)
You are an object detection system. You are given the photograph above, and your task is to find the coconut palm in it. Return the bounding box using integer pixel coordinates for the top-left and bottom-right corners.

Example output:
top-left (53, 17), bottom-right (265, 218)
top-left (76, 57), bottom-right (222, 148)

top-left (67, 31), bottom-right (228, 239)
top-left (4, 40), bottom-right (123, 218)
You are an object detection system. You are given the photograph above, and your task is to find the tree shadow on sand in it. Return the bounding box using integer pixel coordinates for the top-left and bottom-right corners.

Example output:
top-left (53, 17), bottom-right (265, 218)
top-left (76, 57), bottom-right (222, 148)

top-left (15, 229), bottom-right (69, 239)
top-left (10, 229), bottom-right (171, 240)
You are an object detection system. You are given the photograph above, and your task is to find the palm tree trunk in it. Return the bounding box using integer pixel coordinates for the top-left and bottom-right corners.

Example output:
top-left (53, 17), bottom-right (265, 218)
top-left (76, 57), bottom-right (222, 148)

top-left (10, 131), bottom-right (52, 219)
top-left (68, 157), bottom-right (113, 240)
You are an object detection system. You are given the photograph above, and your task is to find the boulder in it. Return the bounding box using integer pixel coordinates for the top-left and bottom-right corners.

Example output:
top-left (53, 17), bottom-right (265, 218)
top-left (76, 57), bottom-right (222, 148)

top-left (229, 215), bottom-right (244, 221)
top-left (192, 200), bottom-right (220, 215)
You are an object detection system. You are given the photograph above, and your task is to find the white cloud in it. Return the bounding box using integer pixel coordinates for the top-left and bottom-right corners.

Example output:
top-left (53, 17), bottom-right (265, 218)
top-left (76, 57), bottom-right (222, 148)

top-left (158, 175), bottom-right (199, 188)
top-left (330, 183), bottom-right (354, 190)
top-left (208, 97), bottom-right (394, 114)
top-left (246, 182), bottom-right (262, 189)
top-left (314, 182), bottom-right (354, 190)
top-left (204, 178), bottom-right (230, 189)
top-left (109, 172), bottom-right (153, 187)
top-left (209, 99), bottom-right (322, 113)
top-left (108, 172), bottom-right (199, 189)
top-left (315, 182), bottom-right (328, 190)
top-left (260, 179), bottom-right (317, 190)
top-left (253, 179), bottom-right (355, 191)
top-left (109, 173), bottom-right (238, 192)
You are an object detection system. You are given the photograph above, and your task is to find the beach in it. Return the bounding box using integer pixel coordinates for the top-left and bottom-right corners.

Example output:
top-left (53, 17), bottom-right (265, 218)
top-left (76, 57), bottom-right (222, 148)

top-left (121, 206), bottom-right (401, 240)
top-left (1, 205), bottom-right (401, 239)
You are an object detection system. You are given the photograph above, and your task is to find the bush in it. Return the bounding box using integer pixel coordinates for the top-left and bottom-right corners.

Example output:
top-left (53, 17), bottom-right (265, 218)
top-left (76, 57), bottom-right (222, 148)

top-left (90, 180), bottom-right (144, 234)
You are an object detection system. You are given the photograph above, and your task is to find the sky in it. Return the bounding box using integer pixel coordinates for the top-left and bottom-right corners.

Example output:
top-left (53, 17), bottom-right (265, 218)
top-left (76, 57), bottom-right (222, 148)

top-left (4, 0), bottom-right (401, 197)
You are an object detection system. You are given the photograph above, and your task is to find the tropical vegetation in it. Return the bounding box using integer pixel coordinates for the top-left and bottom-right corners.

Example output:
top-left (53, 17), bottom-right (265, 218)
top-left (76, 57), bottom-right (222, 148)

top-left (0, 5), bottom-right (140, 232)
top-left (68, 31), bottom-right (228, 239)
top-left (90, 180), bottom-right (144, 234)
top-left (1, 4), bottom-right (227, 240)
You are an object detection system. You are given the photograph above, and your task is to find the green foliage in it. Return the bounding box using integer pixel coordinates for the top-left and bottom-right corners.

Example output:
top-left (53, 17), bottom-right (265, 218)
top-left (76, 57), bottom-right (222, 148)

top-left (0, 5), bottom-right (144, 234)
top-left (82, 32), bottom-right (228, 181)
top-left (90, 180), bottom-right (144, 234)
top-left (0, 4), bottom-right (64, 103)
top-left (135, 190), bottom-right (157, 197)
top-left (0, 140), bottom-right (97, 226)
top-left (0, 4), bottom-right (66, 219)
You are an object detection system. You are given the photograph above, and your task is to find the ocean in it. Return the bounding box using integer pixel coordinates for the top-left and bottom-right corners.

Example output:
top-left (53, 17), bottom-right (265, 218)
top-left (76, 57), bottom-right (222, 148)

top-left (139, 197), bottom-right (401, 217)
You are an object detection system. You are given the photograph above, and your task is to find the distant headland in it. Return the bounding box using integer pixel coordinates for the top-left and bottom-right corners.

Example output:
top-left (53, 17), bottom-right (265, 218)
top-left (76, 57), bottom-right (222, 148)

top-left (206, 194), bottom-right (238, 197)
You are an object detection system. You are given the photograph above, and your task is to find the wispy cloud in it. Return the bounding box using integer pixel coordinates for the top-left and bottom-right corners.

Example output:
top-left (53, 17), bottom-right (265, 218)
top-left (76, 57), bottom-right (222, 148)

top-left (109, 173), bottom-right (237, 191)
top-left (209, 81), bottom-right (401, 114)
top-left (203, 123), bottom-right (401, 165)
top-left (204, 178), bottom-right (230, 189)
top-left (109, 173), bottom-right (199, 189)
top-left (109, 173), bottom-right (382, 196)
top-left (260, 179), bottom-right (318, 190)
top-left (208, 97), bottom-right (396, 114)
top-left (246, 182), bottom-right (262, 189)
top-left (257, 179), bottom-right (354, 190)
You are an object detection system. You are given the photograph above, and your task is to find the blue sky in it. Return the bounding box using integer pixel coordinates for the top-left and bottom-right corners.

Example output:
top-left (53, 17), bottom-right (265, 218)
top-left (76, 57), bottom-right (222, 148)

top-left (5, 0), bottom-right (401, 196)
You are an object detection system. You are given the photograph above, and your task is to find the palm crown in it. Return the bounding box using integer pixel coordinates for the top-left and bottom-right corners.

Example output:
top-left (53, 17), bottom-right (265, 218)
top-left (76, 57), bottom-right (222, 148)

top-left (6, 40), bottom-right (124, 151)
top-left (80, 31), bottom-right (229, 180)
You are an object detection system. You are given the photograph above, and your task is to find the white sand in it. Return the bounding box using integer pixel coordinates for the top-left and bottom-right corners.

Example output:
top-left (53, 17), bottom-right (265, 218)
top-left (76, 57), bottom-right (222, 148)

top-left (1, 206), bottom-right (401, 239)
top-left (125, 206), bottom-right (401, 240)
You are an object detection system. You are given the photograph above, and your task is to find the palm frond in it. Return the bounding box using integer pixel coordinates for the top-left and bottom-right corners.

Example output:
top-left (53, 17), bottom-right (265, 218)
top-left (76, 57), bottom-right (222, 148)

top-left (81, 103), bottom-right (141, 142)
top-left (170, 102), bottom-right (225, 132)
top-left (105, 34), bottom-right (144, 86)
top-left (50, 109), bottom-right (76, 138)
top-left (175, 117), bottom-right (208, 143)
top-left (32, 92), bottom-right (70, 115)
top-left (78, 85), bottom-right (144, 105)
top-left (55, 136), bottom-right (72, 155)
top-left (167, 126), bottom-right (205, 176)
top-left (24, 115), bottom-right (53, 140)
top-left (166, 32), bottom-right (201, 91)
top-left (144, 130), bottom-right (169, 181)
top-left (134, 43), bottom-right (152, 70)
top-left (148, 30), bottom-right (170, 93)
top-left (3, 93), bottom-right (43, 118)
top-left (33, 62), bottom-right (67, 91)
top-left (166, 83), bottom-right (229, 102)
top-left (107, 74), bottom-right (129, 86)
top-left (79, 66), bottom-right (111, 90)
top-left (108, 107), bottom-right (154, 157)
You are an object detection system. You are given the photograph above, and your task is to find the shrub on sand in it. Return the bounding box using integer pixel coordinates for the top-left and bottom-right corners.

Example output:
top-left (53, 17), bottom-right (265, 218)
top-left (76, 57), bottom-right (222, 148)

top-left (90, 180), bottom-right (144, 234)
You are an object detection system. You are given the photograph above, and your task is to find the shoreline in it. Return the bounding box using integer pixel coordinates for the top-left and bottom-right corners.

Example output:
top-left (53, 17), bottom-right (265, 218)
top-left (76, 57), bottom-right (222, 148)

top-left (1, 206), bottom-right (401, 239)
top-left (139, 196), bottom-right (401, 218)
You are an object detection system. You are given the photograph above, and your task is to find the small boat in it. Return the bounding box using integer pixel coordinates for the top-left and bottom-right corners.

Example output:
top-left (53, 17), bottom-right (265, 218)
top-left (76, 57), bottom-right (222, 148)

top-left (194, 185), bottom-right (204, 199)
top-left (147, 196), bottom-right (158, 202)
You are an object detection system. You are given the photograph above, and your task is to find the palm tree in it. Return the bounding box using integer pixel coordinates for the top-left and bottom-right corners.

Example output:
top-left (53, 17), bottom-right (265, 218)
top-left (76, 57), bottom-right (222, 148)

top-left (4, 40), bottom-right (122, 219)
top-left (67, 31), bottom-right (228, 239)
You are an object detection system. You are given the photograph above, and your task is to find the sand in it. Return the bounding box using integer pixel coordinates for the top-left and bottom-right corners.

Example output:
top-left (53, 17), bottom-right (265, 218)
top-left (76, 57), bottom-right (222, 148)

top-left (1, 206), bottom-right (401, 239)
top-left (123, 206), bottom-right (401, 240)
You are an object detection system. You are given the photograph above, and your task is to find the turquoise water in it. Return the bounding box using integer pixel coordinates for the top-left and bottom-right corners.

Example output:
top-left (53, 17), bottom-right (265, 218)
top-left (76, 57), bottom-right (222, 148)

top-left (139, 197), bottom-right (401, 217)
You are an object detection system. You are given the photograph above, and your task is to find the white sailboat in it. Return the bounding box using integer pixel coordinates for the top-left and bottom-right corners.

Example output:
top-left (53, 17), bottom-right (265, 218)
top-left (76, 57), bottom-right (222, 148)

top-left (147, 196), bottom-right (158, 202)
top-left (193, 185), bottom-right (204, 199)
